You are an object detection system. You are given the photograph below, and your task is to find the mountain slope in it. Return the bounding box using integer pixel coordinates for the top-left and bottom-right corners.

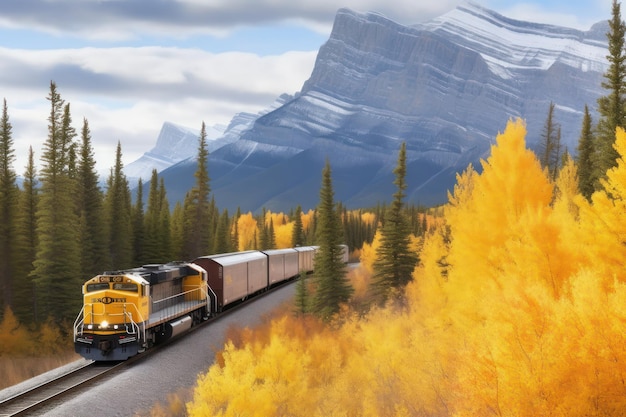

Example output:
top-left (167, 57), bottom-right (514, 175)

top-left (158, 2), bottom-right (608, 213)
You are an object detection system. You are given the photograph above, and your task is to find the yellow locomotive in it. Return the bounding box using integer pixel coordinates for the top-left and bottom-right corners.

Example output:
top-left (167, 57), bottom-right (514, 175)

top-left (73, 262), bottom-right (210, 361)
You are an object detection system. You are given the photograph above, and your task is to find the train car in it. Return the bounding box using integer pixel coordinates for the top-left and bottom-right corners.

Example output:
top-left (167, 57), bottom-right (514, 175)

top-left (263, 248), bottom-right (300, 285)
top-left (193, 251), bottom-right (268, 312)
top-left (293, 246), bottom-right (318, 273)
top-left (73, 262), bottom-right (209, 361)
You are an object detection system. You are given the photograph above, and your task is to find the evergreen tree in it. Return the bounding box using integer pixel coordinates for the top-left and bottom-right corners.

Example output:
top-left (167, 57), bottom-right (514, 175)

top-left (293, 274), bottom-right (309, 316)
top-left (158, 177), bottom-right (171, 260)
top-left (213, 209), bottom-right (231, 254)
top-left (578, 105), bottom-right (596, 200)
top-left (144, 169), bottom-right (171, 263)
top-left (311, 159), bottom-right (352, 320)
top-left (538, 102), bottom-right (562, 180)
top-left (231, 207), bottom-right (241, 251)
top-left (596, 0), bottom-right (626, 179)
top-left (105, 142), bottom-right (133, 269)
top-left (372, 142), bottom-right (418, 305)
top-left (183, 122), bottom-right (212, 259)
top-left (291, 204), bottom-right (305, 247)
top-left (170, 201), bottom-right (185, 260)
top-left (76, 118), bottom-right (107, 278)
top-left (259, 208), bottom-right (269, 250)
top-left (132, 179), bottom-right (145, 265)
top-left (267, 218), bottom-right (276, 249)
top-left (31, 82), bottom-right (82, 323)
top-left (13, 148), bottom-right (38, 323)
top-left (0, 99), bottom-right (17, 315)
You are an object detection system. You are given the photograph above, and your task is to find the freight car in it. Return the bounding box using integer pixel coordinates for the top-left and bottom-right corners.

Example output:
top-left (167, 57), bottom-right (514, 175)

top-left (73, 245), bottom-right (326, 361)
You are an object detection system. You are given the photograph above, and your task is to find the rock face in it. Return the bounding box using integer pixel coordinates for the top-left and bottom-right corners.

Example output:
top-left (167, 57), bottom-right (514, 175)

top-left (156, 2), bottom-right (608, 213)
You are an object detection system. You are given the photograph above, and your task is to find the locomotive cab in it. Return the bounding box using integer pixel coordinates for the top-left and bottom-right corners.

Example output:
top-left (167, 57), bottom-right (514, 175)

top-left (74, 273), bottom-right (150, 361)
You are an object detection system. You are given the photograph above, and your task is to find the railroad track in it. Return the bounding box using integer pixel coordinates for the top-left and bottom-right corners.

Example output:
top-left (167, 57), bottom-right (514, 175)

top-left (0, 361), bottom-right (125, 416)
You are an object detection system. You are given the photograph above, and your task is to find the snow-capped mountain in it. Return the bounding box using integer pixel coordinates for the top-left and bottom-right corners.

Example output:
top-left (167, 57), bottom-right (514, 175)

top-left (149, 2), bottom-right (608, 213)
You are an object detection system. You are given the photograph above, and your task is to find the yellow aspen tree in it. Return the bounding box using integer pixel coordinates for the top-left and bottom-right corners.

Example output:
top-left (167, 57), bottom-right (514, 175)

top-left (236, 212), bottom-right (259, 251)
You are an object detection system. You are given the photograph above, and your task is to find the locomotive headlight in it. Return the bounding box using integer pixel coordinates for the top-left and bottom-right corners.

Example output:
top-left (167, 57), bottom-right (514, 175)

top-left (87, 324), bottom-right (93, 330)
top-left (113, 324), bottom-right (119, 330)
top-left (99, 320), bottom-right (109, 329)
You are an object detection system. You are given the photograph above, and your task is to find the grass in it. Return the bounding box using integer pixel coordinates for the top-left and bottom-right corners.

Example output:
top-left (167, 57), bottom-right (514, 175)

top-left (0, 352), bottom-right (81, 391)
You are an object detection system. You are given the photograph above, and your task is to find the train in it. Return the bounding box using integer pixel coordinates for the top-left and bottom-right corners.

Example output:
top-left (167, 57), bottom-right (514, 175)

top-left (73, 245), bottom-right (348, 361)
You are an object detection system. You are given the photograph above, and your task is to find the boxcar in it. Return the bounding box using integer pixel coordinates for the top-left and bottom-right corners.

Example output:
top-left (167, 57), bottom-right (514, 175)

top-left (293, 246), bottom-right (317, 273)
top-left (193, 251), bottom-right (268, 311)
top-left (263, 248), bottom-right (299, 285)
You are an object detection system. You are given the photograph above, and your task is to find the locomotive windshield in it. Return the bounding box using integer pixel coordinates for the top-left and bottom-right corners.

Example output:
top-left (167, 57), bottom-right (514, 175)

top-left (112, 283), bottom-right (138, 292)
top-left (86, 283), bottom-right (109, 292)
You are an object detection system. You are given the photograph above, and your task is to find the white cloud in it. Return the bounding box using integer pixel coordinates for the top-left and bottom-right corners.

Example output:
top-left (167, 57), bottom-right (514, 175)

top-left (6, 47), bottom-right (318, 174)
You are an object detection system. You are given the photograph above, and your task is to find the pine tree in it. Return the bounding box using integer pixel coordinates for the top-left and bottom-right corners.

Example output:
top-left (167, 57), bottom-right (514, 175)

top-left (31, 81), bottom-right (82, 323)
top-left (144, 169), bottom-right (170, 263)
top-left (372, 142), bottom-right (418, 305)
top-left (596, 0), bottom-right (626, 180)
top-left (577, 105), bottom-right (595, 200)
top-left (291, 204), bottom-right (305, 247)
top-left (293, 274), bottom-right (309, 315)
top-left (213, 209), bottom-right (231, 254)
top-left (105, 142), bottom-right (133, 269)
top-left (231, 207), bottom-right (241, 251)
top-left (183, 122), bottom-right (212, 259)
top-left (311, 159), bottom-right (352, 320)
top-left (538, 102), bottom-right (562, 180)
top-left (76, 118), bottom-right (107, 278)
top-left (0, 99), bottom-right (17, 315)
top-left (170, 201), bottom-right (185, 260)
top-left (13, 148), bottom-right (38, 323)
top-left (132, 179), bottom-right (145, 264)
top-left (158, 177), bottom-right (171, 260)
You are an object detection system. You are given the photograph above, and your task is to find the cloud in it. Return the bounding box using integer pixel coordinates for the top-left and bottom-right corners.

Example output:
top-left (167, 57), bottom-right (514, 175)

top-left (5, 46), bottom-right (317, 173)
top-left (0, 0), bottom-right (463, 39)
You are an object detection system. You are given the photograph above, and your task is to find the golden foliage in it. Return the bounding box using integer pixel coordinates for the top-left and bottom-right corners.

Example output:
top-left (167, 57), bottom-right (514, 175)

top-left (187, 120), bottom-right (626, 416)
top-left (237, 212), bottom-right (259, 251)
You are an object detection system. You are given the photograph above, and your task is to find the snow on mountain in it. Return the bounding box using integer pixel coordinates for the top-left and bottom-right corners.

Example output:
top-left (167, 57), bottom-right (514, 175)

top-left (420, 2), bottom-right (607, 78)
top-left (125, 93), bottom-right (295, 182)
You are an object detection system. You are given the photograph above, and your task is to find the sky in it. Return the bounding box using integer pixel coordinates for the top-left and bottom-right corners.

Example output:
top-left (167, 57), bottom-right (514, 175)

top-left (0, 0), bottom-right (613, 174)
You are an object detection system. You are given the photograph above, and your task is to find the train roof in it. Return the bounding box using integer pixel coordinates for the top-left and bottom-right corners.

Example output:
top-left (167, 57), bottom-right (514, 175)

top-left (195, 250), bottom-right (267, 266)
top-left (100, 262), bottom-right (198, 285)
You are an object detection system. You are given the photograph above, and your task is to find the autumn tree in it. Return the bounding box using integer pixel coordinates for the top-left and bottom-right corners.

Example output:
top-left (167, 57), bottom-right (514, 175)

top-left (76, 118), bottom-right (107, 278)
top-left (31, 82), bottom-right (82, 323)
top-left (372, 142), bottom-right (418, 305)
top-left (0, 99), bottom-right (17, 316)
top-left (183, 122), bottom-right (212, 259)
top-left (596, 0), bottom-right (626, 180)
top-left (105, 142), bottom-right (133, 269)
top-left (577, 104), bottom-right (595, 199)
top-left (310, 159), bottom-right (352, 320)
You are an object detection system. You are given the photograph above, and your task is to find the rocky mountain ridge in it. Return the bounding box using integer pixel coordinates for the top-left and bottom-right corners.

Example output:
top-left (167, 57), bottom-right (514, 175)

top-left (135, 2), bottom-right (609, 213)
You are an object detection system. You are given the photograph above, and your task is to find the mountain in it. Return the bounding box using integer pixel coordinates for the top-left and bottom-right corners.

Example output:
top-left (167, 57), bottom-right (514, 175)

top-left (154, 2), bottom-right (608, 213)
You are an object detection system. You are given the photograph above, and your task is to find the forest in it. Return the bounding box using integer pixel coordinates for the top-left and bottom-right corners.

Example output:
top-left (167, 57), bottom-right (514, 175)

top-left (3, 2), bottom-right (626, 414)
top-left (184, 119), bottom-right (626, 416)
